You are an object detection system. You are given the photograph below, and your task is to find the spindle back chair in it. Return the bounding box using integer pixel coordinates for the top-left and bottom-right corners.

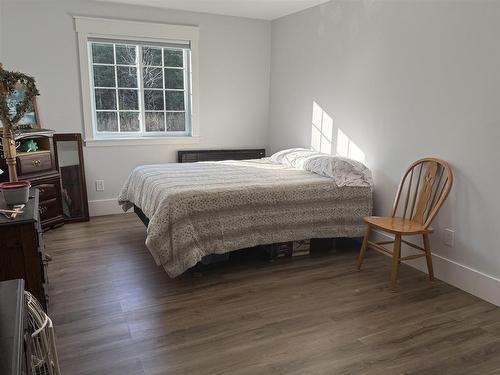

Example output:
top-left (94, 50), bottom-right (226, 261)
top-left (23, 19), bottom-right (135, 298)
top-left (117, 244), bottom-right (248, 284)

top-left (357, 158), bottom-right (453, 290)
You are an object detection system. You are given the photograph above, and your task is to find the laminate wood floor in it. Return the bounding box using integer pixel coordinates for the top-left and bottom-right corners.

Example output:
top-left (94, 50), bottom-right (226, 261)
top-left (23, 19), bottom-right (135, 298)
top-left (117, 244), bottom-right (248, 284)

top-left (44, 214), bottom-right (500, 375)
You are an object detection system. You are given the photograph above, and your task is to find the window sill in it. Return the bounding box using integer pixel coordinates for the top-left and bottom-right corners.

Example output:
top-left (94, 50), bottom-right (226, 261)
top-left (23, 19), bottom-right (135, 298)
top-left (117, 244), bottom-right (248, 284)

top-left (84, 136), bottom-right (200, 147)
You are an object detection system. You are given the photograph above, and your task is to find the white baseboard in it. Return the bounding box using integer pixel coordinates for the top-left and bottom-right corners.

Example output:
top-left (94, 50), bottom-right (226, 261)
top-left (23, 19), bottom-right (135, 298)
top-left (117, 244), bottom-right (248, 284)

top-left (88, 198), bottom-right (126, 217)
top-left (371, 230), bottom-right (500, 307)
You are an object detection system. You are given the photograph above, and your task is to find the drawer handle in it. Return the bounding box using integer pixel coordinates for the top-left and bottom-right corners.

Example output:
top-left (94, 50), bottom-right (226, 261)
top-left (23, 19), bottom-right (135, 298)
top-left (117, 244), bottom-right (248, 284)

top-left (32, 159), bottom-right (41, 166)
top-left (39, 206), bottom-right (48, 215)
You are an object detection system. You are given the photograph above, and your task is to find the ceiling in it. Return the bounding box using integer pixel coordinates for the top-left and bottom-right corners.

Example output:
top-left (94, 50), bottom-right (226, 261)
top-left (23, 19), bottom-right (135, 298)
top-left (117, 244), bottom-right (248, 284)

top-left (94, 0), bottom-right (330, 21)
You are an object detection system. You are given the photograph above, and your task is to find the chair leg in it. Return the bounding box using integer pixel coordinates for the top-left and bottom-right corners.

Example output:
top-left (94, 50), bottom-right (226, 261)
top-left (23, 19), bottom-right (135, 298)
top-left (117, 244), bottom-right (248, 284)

top-left (422, 233), bottom-right (434, 281)
top-left (389, 234), bottom-right (402, 290)
top-left (357, 226), bottom-right (371, 270)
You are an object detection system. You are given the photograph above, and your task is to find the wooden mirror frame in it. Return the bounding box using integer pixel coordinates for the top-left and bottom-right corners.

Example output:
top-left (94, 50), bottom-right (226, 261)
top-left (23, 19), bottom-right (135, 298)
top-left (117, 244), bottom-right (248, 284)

top-left (54, 133), bottom-right (89, 222)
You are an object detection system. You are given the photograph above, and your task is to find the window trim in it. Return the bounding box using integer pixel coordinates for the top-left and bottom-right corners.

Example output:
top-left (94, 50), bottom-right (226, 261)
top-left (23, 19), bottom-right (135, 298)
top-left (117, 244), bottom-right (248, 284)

top-left (75, 16), bottom-right (199, 146)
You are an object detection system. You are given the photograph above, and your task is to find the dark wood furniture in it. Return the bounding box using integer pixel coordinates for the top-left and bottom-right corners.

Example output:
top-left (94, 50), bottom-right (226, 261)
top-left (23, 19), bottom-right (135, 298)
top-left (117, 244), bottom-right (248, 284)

top-left (0, 279), bottom-right (31, 375)
top-left (178, 148), bottom-right (266, 163)
top-left (0, 189), bottom-right (48, 310)
top-left (54, 133), bottom-right (89, 223)
top-left (0, 129), bottom-right (64, 230)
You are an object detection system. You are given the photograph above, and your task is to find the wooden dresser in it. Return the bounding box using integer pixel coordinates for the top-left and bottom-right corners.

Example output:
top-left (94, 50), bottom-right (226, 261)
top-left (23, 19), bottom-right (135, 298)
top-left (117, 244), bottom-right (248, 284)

top-left (0, 189), bottom-right (48, 310)
top-left (0, 129), bottom-right (64, 230)
top-left (0, 279), bottom-right (31, 375)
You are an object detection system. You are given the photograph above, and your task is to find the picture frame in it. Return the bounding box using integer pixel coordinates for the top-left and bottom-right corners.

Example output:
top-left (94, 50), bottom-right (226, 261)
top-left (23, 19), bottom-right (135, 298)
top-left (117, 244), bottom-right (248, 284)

top-left (6, 84), bottom-right (41, 129)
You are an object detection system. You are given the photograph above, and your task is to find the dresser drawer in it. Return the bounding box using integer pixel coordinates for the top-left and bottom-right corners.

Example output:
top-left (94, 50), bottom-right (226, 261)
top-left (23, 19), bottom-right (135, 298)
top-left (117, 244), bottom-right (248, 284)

top-left (35, 182), bottom-right (59, 201)
top-left (17, 151), bottom-right (53, 175)
top-left (38, 198), bottom-right (60, 222)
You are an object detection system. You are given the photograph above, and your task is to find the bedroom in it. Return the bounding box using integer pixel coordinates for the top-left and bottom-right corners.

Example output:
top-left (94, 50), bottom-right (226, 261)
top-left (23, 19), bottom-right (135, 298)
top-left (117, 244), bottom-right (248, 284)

top-left (0, 0), bottom-right (499, 374)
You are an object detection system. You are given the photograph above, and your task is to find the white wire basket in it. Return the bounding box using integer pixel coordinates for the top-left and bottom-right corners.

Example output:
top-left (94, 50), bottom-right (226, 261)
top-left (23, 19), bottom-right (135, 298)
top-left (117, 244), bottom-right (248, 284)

top-left (25, 291), bottom-right (61, 375)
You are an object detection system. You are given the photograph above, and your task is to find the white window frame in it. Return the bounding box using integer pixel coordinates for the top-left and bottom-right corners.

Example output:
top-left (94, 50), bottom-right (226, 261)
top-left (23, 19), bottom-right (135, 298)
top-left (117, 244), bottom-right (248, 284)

top-left (75, 17), bottom-right (199, 146)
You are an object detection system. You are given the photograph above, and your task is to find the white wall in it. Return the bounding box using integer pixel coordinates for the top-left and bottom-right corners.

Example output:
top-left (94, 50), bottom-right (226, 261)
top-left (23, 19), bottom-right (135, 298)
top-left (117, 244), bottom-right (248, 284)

top-left (1, 0), bottom-right (270, 211)
top-left (269, 1), bottom-right (500, 300)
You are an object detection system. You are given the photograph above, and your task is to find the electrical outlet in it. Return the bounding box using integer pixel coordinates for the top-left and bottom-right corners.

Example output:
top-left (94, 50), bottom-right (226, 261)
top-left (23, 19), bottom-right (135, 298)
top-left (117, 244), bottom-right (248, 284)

top-left (444, 228), bottom-right (455, 247)
top-left (95, 180), bottom-right (105, 192)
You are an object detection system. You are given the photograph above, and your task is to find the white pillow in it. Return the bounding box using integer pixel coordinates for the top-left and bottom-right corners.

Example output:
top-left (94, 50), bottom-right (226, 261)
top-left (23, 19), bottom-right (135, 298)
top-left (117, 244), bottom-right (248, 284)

top-left (269, 149), bottom-right (373, 187)
top-left (269, 148), bottom-right (327, 169)
top-left (268, 148), bottom-right (312, 164)
top-left (303, 155), bottom-right (373, 187)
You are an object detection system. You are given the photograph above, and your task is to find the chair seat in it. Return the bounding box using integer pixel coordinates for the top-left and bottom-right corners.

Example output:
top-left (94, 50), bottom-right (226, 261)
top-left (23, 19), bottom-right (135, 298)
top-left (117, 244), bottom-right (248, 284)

top-left (364, 216), bottom-right (432, 235)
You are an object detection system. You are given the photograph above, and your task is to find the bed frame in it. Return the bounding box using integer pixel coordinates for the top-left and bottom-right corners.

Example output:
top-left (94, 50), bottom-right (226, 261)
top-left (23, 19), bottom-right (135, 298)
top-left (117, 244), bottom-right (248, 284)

top-left (134, 205), bottom-right (149, 227)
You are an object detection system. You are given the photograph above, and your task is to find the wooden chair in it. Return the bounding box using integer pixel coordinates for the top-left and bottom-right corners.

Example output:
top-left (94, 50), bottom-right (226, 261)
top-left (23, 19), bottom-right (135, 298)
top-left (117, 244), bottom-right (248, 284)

top-left (357, 158), bottom-right (453, 290)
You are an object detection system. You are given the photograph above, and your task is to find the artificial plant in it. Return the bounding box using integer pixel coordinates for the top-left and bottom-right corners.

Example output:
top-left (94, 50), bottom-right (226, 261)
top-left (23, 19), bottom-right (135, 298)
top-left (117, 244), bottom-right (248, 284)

top-left (0, 64), bottom-right (39, 181)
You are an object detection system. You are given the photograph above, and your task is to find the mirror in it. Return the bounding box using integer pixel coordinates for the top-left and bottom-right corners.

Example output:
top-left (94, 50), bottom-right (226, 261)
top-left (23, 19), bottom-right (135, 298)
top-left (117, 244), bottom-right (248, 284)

top-left (54, 133), bottom-right (89, 222)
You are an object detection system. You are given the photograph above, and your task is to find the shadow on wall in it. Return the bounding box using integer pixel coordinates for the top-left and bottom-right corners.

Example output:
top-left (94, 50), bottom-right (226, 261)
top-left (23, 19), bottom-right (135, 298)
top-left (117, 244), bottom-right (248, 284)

top-left (311, 101), bottom-right (366, 163)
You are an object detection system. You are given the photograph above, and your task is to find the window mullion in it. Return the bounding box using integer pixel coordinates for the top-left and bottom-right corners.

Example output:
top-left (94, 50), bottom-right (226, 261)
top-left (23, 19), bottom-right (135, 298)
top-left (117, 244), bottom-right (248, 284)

top-left (113, 44), bottom-right (120, 133)
top-left (88, 43), bottom-right (98, 137)
top-left (162, 47), bottom-right (167, 133)
top-left (183, 49), bottom-right (189, 136)
top-left (137, 46), bottom-right (146, 136)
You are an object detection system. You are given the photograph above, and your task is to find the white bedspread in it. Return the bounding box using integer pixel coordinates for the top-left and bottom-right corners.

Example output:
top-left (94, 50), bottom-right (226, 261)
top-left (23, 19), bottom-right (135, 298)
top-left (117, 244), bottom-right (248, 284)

top-left (118, 159), bottom-right (372, 277)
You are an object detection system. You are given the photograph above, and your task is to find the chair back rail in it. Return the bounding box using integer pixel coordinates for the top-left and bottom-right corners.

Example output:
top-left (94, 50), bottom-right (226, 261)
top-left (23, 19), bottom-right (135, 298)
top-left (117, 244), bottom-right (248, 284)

top-left (390, 158), bottom-right (453, 228)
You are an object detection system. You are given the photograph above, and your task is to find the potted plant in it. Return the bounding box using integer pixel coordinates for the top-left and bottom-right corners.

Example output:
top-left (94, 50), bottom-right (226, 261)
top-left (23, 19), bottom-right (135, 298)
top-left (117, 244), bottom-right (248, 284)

top-left (0, 64), bottom-right (39, 205)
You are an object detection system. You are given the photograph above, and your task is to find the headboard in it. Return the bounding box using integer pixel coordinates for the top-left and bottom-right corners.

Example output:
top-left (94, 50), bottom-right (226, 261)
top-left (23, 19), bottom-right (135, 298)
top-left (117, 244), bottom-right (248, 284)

top-left (177, 149), bottom-right (266, 163)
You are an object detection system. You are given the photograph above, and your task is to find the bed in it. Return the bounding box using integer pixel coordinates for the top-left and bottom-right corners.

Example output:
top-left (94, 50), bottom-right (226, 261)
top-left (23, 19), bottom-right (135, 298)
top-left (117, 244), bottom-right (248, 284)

top-left (118, 149), bottom-right (373, 277)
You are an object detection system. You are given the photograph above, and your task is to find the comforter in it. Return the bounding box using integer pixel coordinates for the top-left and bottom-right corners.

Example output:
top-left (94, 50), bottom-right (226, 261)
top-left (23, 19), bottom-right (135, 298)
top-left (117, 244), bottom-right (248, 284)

top-left (118, 159), bottom-right (372, 277)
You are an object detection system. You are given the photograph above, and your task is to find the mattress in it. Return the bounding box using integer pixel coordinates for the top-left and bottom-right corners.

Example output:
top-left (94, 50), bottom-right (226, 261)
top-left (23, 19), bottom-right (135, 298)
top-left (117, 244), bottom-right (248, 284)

top-left (118, 159), bottom-right (372, 277)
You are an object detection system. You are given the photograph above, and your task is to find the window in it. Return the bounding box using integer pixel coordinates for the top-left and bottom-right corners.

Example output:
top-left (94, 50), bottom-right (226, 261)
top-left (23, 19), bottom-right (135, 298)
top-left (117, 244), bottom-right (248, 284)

top-left (75, 17), bottom-right (199, 145)
top-left (89, 41), bottom-right (190, 136)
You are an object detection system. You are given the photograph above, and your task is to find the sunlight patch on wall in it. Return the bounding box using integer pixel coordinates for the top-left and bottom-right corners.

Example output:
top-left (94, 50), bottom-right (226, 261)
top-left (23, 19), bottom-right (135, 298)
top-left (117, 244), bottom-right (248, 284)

top-left (311, 101), bottom-right (333, 154)
top-left (311, 101), bottom-right (366, 163)
top-left (337, 128), bottom-right (366, 163)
